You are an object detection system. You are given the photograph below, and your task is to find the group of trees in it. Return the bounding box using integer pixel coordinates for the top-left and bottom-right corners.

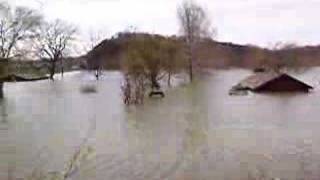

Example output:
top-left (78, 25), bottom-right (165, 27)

top-left (0, 2), bottom-right (77, 80)
top-left (121, 0), bottom-right (214, 105)
top-left (0, 0), bottom-right (214, 103)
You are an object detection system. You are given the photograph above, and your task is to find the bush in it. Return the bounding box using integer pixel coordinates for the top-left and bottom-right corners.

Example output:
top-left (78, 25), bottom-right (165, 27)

top-left (121, 73), bottom-right (146, 105)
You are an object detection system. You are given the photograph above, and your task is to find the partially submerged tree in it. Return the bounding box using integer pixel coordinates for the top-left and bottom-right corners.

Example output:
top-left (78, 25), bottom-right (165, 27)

top-left (177, 0), bottom-right (213, 82)
top-left (121, 35), bottom-right (156, 105)
top-left (162, 38), bottom-right (184, 86)
top-left (121, 35), bottom-right (182, 105)
top-left (125, 35), bottom-right (163, 89)
top-left (0, 59), bottom-right (8, 98)
top-left (86, 30), bottom-right (106, 80)
top-left (35, 19), bottom-right (76, 80)
top-left (79, 29), bottom-right (107, 80)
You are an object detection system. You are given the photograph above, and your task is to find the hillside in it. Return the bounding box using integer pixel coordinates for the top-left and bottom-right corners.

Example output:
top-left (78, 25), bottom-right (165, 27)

top-left (85, 32), bottom-right (320, 70)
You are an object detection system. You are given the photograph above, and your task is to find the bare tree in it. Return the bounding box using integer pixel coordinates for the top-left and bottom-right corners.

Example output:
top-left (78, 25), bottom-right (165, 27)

top-left (87, 30), bottom-right (106, 51)
top-left (177, 0), bottom-right (213, 82)
top-left (85, 30), bottom-right (106, 80)
top-left (35, 19), bottom-right (76, 80)
top-left (0, 2), bottom-right (42, 59)
top-left (162, 38), bottom-right (184, 87)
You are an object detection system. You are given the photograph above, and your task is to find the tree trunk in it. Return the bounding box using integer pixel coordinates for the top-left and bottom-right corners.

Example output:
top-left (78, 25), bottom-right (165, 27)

top-left (60, 58), bottom-right (64, 78)
top-left (167, 72), bottom-right (172, 87)
top-left (187, 42), bottom-right (193, 82)
top-left (50, 61), bottom-right (56, 80)
top-left (0, 82), bottom-right (3, 99)
top-left (151, 75), bottom-right (160, 89)
top-left (61, 64), bottom-right (64, 78)
top-left (188, 56), bottom-right (193, 82)
top-left (95, 69), bottom-right (99, 80)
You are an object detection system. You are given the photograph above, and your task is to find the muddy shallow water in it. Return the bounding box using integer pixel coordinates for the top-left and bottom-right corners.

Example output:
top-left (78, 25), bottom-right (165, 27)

top-left (1, 69), bottom-right (320, 180)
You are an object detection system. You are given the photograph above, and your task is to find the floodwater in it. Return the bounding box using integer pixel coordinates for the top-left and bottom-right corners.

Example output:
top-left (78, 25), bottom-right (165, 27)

top-left (1, 69), bottom-right (320, 180)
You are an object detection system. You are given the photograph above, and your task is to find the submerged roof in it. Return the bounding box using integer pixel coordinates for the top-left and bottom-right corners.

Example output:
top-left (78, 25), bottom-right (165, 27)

top-left (233, 72), bottom-right (313, 91)
top-left (239, 72), bottom-right (282, 90)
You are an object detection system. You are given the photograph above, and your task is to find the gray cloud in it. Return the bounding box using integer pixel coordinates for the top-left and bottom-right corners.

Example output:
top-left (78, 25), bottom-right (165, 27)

top-left (7, 0), bottom-right (320, 47)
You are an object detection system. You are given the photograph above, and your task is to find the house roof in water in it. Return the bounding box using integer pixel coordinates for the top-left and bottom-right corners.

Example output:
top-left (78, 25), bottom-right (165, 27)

top-left (233, 72), bottom-right (313, 92)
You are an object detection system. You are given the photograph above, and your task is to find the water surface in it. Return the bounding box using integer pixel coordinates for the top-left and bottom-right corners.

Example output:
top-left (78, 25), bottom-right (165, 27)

top-left (1, 69), bottom-right (320, 180)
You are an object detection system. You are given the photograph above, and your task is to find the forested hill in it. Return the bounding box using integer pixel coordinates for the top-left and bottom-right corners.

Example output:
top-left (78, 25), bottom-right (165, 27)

top-left (85, 32), bottom-right (320, 70)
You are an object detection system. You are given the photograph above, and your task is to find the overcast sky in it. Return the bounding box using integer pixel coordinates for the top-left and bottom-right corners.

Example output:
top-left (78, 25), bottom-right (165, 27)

top-left (6, 0), bottom-right (320, 47)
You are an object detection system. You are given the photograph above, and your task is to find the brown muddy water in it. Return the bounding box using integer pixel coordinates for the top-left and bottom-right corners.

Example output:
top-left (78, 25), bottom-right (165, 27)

top-left (1, 69), bottom-right (320, 180)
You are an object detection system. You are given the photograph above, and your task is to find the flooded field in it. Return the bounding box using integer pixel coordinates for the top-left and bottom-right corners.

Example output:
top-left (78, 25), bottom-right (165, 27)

top-left (1, 69), bottom-right (320, 180)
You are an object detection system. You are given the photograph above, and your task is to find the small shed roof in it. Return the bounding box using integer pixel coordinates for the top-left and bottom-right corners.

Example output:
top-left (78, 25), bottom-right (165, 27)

top-left (232, 72), bottom-right (313, 92)
top-left (239, 72), bottom-right (282, 90)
